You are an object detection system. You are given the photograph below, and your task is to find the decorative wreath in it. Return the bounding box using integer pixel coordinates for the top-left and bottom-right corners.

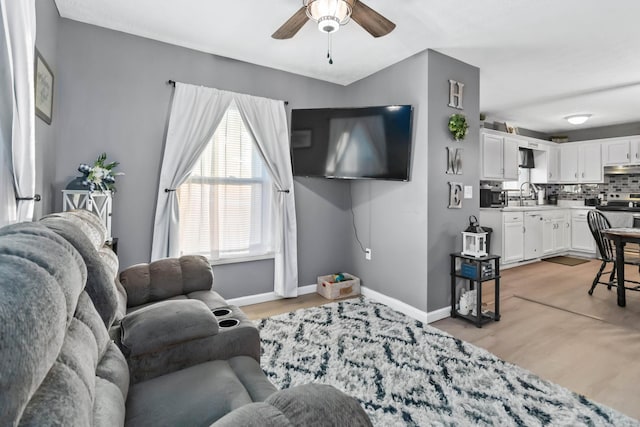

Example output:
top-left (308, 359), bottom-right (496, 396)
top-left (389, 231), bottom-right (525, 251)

top-left (448, 113), bottom-right (469, 141)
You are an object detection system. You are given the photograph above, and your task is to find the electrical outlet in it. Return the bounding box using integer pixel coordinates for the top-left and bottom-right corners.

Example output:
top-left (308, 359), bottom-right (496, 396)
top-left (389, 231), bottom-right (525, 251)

top-left (365, 248), bottom-right (372, 260)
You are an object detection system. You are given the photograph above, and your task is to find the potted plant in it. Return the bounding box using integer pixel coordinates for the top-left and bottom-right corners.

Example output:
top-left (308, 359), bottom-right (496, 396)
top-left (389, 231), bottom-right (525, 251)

top-left (448, 113), bottom-right (469, 141)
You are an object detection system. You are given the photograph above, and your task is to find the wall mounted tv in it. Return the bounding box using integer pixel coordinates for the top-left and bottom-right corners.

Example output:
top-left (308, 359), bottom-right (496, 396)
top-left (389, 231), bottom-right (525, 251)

top-left (290, 105), bottom-right (414, 181)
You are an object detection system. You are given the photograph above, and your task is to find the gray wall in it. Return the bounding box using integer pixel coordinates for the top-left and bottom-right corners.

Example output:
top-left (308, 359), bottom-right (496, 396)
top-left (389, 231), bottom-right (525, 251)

top-left (53, 19), bottom-right (350, 298)
top-left (34, 0), bottom-right (60, 217)
top-left (427, 50), bottom-right (480, 311)
top-left (559, 121), bottom-right (640, 142)
top-left (46, 16), bottom-right (482, 309)
top-left (338, 52), bottom-right (431, 311)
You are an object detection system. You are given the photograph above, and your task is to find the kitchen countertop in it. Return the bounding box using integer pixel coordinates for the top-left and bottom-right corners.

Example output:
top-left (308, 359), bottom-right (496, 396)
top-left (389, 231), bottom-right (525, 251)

top-left (480, 205), bottom-right (596, 212)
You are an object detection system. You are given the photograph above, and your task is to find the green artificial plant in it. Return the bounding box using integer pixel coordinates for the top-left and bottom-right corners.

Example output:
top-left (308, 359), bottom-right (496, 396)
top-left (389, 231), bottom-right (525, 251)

top-left (448, 113), bottom-right (469, 141)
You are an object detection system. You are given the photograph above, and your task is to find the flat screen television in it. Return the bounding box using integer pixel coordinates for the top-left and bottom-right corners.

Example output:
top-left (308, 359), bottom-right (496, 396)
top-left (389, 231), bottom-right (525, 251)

top-left (290, 105), bottom-right (414, 181)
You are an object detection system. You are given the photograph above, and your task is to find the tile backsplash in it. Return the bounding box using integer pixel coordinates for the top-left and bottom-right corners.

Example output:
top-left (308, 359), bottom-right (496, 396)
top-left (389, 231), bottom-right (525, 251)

top-left (544, 173), bottom-right (640, 201)
top-left (482, 174), bottom-right (640, 202)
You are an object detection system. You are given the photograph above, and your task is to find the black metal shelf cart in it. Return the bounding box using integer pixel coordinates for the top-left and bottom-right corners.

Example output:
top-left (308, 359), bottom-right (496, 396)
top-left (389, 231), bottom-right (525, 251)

top-left (450, 252), bottom-right (501, 328)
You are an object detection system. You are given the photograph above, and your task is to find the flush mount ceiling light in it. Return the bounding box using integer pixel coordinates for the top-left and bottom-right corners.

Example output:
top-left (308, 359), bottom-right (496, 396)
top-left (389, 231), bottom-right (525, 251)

top-left (272, 0), bottom-right (395, 65)
top-left (565, 114), bottom-right (592, 125)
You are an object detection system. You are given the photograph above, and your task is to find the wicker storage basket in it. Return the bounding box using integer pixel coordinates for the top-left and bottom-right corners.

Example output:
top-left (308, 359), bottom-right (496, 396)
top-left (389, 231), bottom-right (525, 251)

top-left (316, 273), bottom-right (361, 300)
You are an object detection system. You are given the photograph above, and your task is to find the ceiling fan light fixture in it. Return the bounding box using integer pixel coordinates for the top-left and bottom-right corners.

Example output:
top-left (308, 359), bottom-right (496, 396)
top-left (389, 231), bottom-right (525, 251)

top-left (317, 16), bottom-right (340, 33)
top-left (305, 0), bottom-right (353, 33)
top-left (565, 114), bottom-right (592, 125)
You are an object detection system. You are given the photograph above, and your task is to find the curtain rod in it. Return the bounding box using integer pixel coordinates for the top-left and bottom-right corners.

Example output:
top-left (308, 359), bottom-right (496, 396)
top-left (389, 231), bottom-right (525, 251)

top-left (166, 80), bottom-right (288, 105)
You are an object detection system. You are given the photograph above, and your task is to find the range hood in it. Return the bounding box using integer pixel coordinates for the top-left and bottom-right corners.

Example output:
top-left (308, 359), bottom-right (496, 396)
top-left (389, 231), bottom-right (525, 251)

top-left (519, 148), bottom-right (535, 168)
top-left (604, 165), bottom-right (640, 175)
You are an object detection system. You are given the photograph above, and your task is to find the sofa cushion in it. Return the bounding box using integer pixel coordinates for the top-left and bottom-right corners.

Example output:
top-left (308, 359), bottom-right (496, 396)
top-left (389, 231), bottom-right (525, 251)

top-left (0, 223), bottom-right (86, 423)
top-left (0, 223), bottom-right (129, 426)
top-left (98, 246), bottom-right (128, 323)
top-left (119, 255), bottom-right (213, 307)
top-left (125, 356), bottom-right (277, 427)
top-left (41, 213), bottom-right (119, 328)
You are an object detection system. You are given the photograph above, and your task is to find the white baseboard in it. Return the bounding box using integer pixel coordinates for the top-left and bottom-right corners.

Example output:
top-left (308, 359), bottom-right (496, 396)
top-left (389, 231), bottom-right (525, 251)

top-left (231, 284), bottom-right (450, 324)
top-left (426, 306), bottom-right (452, 323)
top-left (227, 284), bottom-right (316, 307)
top-left (361, 287), bottom-right (433, 324)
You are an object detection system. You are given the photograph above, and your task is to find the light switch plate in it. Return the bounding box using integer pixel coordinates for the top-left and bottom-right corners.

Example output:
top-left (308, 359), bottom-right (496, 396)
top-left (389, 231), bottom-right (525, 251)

top-left (464, 185), bottom-right (473, 199)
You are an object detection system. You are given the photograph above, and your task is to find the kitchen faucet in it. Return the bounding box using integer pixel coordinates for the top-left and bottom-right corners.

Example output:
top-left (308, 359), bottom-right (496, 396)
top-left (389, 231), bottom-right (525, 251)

top-left (519, 181), bottom-right (538, 206)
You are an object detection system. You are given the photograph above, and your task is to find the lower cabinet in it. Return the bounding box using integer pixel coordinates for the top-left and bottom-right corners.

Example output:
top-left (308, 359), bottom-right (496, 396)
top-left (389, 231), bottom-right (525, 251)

top-left (481, 208), bottom-right (577, 266)
top-left (542, 211), bottom-right (570, 255)
top-left (571, 209), bottom-right (596, 253)
top-left (502, 213), bottom-right (524, 263)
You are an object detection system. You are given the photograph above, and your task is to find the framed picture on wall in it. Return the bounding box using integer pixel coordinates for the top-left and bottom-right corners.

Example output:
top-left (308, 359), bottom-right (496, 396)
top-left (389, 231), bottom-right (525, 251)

top-left (34, 48), bottom-right (54, 125)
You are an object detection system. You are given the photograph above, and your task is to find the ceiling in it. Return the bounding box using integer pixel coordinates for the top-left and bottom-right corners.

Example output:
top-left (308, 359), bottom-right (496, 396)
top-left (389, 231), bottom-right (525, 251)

top-left (54, 0), bottom-right (640, 134)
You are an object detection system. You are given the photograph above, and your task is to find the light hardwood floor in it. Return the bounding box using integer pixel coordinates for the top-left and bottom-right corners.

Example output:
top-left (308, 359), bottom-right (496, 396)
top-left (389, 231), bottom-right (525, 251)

top-left (240, 259), bottom-right (640, 420)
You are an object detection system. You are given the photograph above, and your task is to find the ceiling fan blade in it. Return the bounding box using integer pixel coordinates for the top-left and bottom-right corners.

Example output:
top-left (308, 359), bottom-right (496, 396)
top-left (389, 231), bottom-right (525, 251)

top-left (351, 1), bottom-right (396, 38)
top-left (272, 7), bottom-right (309, 39)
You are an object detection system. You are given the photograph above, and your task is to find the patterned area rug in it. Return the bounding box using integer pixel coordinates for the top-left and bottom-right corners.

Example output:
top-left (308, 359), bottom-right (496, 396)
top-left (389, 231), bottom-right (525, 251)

top-left (257, 297), bottom-right (638, 426)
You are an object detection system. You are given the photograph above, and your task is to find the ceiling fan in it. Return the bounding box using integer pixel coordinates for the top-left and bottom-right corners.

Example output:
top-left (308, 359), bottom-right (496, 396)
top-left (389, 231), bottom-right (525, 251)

top-left (272, 0), bottom-right (396, 40)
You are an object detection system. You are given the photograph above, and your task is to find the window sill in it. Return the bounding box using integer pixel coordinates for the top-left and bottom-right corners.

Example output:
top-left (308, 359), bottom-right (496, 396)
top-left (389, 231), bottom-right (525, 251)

top-left (209, 253), bottom-right (275, 266)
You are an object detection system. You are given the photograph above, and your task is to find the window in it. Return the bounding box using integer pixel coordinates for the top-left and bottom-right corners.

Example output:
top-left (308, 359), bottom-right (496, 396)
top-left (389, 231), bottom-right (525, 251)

top-left (178, 102), bottom-right (274, 261)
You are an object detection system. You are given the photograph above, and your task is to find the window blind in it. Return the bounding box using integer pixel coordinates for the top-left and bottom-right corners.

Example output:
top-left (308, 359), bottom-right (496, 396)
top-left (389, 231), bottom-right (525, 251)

top-left (178, 103), bottom-right (273, 260)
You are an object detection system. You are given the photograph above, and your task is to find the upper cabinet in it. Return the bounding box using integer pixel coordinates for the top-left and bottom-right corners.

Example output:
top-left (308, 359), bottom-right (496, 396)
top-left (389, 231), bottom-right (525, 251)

top-left (479, 130), bottom-right (640, 185)
top-left (480, 132), bottom-right (519, 180)
top-left (602, 138), bottom-right (640, 165)
top-left (559, 142), bottom-right (603, 183)
top-left (559, 145), bottom-right (579, 182)
top-left (530, 144), bottom-right (559, 184)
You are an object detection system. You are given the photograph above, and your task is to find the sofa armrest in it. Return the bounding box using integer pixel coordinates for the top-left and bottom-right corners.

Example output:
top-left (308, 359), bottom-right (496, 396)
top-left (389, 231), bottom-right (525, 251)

top-left (121, 299), bottom-right (218, 356)
top-left (120, 299), bottom-right (219, 382)
top-left (119, 255), bottom-right (213, 307)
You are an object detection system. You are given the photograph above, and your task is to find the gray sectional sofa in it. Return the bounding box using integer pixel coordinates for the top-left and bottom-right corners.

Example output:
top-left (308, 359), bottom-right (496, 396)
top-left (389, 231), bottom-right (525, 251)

top-left (0, 210), bottom-right (372, 426)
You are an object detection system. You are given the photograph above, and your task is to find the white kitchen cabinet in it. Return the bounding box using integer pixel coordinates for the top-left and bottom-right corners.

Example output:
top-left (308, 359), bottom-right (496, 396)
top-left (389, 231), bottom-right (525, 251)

top-left (554, 213), bottom-right (570, 252)
top-left (571, 209), bottom-right (596, 253)
top-left (580, 143), bottom-right (603, 182)
top-left (530, 145), bottom-right (560, 184)
top-left (602, 138), bottom-right (640, 165)
top-left (480, 132), bottom-right (519, 181)
top-left (481, 208), bottom-right (575, 266)
top-left (633, 139), bottom-right (640, 163)
top-left (503, 212), bottom-right (524, 263)
top-left (548, 145), bottom-right (560, 183)
top-left (541, 210), bottom-right (570, 256)
top-left (603, 140), bottom-right (631, 165)
top-left (559, 143), bottom-right (602, 183)
top-left (560, 145), bottom-right (579, 182)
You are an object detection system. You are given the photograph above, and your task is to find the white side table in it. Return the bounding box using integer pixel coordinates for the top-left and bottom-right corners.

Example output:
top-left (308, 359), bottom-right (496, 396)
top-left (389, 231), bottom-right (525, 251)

top-left (61, 189), bottom-right (113, 242)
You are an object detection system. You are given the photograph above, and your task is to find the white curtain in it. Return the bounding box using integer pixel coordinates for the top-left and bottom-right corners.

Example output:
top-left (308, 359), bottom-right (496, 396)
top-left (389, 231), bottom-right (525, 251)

top-left (151, 83), bottom-right (233, 260)
top-left (235, 93), bottom-right (298, 297)
top-left (152, 83), bottom-right (299, 298)
top-left (0, 0), bottom-right (36, 225)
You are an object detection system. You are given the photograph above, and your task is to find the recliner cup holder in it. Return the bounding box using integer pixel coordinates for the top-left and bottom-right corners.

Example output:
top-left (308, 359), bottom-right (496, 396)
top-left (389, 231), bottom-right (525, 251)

top-left (212, 308), bottom-right (232, 317)
top-left (219, 318), bottom-right (240, 328)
